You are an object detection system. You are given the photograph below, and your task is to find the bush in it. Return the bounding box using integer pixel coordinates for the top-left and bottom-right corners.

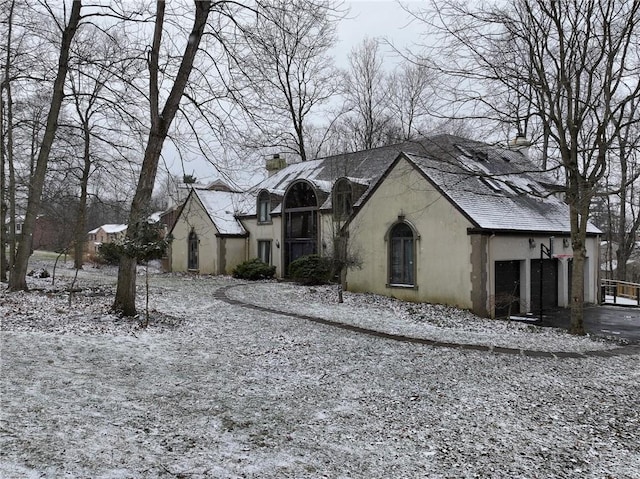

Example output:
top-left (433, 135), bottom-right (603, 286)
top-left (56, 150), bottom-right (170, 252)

top-left (97, 242), bottom-right (122, 265)
top-left (288, 254), bottom-right (332, 285)
top-left (232, 258), bottom-right (276, 280)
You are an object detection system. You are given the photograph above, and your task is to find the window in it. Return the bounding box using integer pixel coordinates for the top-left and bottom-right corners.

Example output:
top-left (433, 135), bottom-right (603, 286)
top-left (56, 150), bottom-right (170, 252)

top-left (258, 240), bottom-right (271, 264)
top-left (188, 230), bottom-right (199, 270)
top-left (333, 179), bottom-right (353, 219)
top-left (284, 181), bottom-right (318, 272)
top-left (257, 191), bottom-right (271, 223)
top-left (389, 222), bottom-right (415, 286)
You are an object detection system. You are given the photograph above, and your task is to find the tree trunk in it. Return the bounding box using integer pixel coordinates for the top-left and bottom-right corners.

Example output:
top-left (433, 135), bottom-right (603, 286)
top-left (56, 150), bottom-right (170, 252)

top-left (569, 243), bottom-right (586, 336)
top-left (1, 0), bottom-right (16, 280)
top-left (73, 119), bottom-right (91, 269)
top-left (0, 93), bottom-right (6, 281)
top-left (568, 183), bottom-right (589, 336)
top-left (112, 0), bottom-right (210, 315)
top-left (8, 0), bottom-right (82, 291)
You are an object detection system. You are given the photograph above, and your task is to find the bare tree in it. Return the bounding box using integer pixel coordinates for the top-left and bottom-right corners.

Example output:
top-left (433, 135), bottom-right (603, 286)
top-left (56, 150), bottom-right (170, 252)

top-left (386, 62), bottom-right (435, 141)
top-left (608, 99), bottom-right (640, 281)
top-left (0, 0), bottom-right (17, 280)
top-left (65, 23), bottom-right (144, 269)
top-left (112, 0), bottom-right (211, 316)
top-left (342, 37), bottom-right (392, 150)
top-left (8, 0), bottom-right (82, 291)
top-left (411, 0), bottom-right (640, 334)
top-left (228, 0), bottom-right (342, 162)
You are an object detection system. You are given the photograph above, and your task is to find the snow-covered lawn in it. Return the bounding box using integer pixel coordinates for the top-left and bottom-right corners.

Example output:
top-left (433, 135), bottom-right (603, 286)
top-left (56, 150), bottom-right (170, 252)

top-left (1, 255), bottom-right (639, 478)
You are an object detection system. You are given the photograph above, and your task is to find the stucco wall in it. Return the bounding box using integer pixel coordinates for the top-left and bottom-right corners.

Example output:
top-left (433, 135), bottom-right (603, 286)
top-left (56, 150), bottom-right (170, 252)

top-left (346, 158), bottom-right (475, 309)
top-left (220, 237), bottom-right (248, 275)
top-left (243, 216), bottom-right (283, 276)
top-left (170, 195), bottom-right (220, 274)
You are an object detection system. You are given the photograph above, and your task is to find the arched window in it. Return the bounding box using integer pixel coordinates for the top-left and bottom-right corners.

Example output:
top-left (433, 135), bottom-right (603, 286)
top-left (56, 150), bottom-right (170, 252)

top-left (389, 222), bottom-right (416, 286)
top-left (257, 191), bottom-right (271, 223)
top-left (188, 230), bottom-right (199, 270)
top-left (283, 181), bottom-right (318, 272)
top-left (333, 178), bottom-right (353, 219)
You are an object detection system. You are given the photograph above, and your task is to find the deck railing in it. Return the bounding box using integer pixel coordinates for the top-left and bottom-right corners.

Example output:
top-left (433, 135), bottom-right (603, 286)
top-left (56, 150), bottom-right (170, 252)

top-left (601, 279), bottom-right (640, 306)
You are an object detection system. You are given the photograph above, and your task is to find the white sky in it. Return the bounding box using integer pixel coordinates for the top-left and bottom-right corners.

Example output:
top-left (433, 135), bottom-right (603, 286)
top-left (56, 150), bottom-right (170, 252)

top-left (163, 1), bottom-right (425, 188)
top-left (335, 0), bottom-right (424, 64)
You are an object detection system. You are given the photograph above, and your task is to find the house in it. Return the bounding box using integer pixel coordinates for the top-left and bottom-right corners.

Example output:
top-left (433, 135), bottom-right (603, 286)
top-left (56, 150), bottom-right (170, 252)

top-left (9, 215), bottom-right (70, 252)
top-left (85, 224), bottom-right (128, 256)
top-left (168, 135), bottom-right (601, 318)
top-left (168, 187), bottom-right (248, 274)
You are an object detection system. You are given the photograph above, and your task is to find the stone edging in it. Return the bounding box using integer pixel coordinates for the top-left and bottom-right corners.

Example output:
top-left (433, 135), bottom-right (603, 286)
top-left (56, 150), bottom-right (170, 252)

top-left (214, 285), bottom-right (640, 359)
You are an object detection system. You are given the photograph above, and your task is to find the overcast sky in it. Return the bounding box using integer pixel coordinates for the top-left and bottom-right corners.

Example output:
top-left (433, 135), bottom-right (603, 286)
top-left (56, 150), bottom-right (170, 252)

top-left (164, 1), bottom-right (426, 187)
top-left (336, 1), bottom-right (424, 65)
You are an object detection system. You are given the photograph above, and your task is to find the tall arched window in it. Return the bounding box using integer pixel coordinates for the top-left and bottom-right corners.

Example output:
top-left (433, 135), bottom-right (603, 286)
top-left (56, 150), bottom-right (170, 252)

top-left (333, 178), bottom-right (353, 219)
top-left (188, 230), bottom-right (199, 270)
top-left (389, 222), bottom-right (416, 286)
top-left (283, 181), bottom-right (318, 272)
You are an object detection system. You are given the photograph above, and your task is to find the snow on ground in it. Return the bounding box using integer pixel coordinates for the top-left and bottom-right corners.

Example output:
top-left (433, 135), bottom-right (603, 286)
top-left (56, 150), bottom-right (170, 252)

top-left (226, 283), bottom-right (620, 353)
top-left (604, 294), bottom-right (640, 307)
top-left (1, 254), bottom-right (639, 478)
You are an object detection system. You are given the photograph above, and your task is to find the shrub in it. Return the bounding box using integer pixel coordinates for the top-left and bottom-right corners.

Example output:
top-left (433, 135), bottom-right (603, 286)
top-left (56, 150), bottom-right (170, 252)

top-left (232, 258), bottom-right (276, 280)
top-left (288, 254), bottom-right (332, 285)
top-left (97, 242), bottom-right (122, 265)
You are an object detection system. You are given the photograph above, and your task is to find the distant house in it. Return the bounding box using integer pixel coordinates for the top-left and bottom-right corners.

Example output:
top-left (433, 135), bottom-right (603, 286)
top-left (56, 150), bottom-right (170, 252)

top-left (86, 224), bottom-right (128, 256)
top-left (9, 215), bottom-right (69, 252)
top-left (169, 135), bottom-right (601, 318)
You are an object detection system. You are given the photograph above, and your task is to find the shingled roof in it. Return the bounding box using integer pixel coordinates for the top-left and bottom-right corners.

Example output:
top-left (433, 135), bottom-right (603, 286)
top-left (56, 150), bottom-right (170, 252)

top-left (234, 134), bottom-right (599, 235)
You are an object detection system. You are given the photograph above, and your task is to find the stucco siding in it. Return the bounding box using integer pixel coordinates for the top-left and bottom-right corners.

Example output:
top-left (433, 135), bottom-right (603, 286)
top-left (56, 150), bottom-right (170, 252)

top-left (243, 216), bottom-right (283, 276)
top-left (219, 237), bottom-right (247, 275)
top-left (170, 195), bottom-right (220, 274)
top-left (347, 158), bottom-right (474, 309)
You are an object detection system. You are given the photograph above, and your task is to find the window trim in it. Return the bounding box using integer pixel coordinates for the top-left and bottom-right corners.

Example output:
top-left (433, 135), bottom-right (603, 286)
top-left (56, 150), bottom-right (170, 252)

top-left (257, 190), bottom-right (272, 224)
top-left (333, 178), bottom-right (353, 220)
top-left (257, 239), bottom-right (272, 265)
top-left (188, 229), bottom-right (199, 271)
top-left (386, 220), bottom-right (419, 289)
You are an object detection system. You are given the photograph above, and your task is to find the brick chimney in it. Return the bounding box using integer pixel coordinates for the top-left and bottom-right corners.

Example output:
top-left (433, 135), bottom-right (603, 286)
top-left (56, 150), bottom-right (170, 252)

top-left (265, 153), bottom-right (287, 177)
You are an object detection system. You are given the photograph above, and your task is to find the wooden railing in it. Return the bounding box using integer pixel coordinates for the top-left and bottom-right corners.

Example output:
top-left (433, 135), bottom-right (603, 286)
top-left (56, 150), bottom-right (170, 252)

top-left (601, 279), bottom-right (640, 306)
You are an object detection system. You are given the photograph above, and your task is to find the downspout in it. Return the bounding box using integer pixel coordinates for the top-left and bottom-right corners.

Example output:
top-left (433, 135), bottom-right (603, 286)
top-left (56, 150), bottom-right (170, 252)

top-left (488, 233), bottom-right (494, 318)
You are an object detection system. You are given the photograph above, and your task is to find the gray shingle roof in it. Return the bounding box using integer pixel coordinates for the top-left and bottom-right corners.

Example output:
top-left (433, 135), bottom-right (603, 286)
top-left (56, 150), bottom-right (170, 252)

top-left (238, 134), bottom-right (599, 235)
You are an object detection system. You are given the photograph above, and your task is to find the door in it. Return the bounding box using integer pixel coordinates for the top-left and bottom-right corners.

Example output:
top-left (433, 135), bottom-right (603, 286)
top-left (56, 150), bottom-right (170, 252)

top-left (530, 258), bottom-right (558, 313)
top-left (494, 260), bottom-right (520, 318)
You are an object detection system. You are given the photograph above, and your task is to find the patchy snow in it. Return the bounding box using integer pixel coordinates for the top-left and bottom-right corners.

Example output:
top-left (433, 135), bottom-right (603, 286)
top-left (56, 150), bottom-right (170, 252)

top-left (194, 189), bottom-right (247, 235)
top-left (1, 255), bottom-right (639, 478)
top-left (226, 283), bottom-right (618, 353)
top-left (604, 294), bottom-right (640, 307)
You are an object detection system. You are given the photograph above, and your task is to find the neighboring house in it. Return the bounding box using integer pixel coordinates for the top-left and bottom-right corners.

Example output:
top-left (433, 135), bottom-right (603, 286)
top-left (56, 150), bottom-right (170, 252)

top-left (86, 224), bottom-right (128, 256)
top-left (9, 215), bottom-right (69, 252)
top-left (169, 135), bottom-right (601, 318)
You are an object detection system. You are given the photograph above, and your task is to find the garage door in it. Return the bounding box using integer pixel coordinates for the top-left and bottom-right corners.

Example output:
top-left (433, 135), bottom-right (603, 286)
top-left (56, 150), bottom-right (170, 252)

top-left (530, 258), bottom-right (558, 313)
top-left (495, 261), bottom-right (520, 318)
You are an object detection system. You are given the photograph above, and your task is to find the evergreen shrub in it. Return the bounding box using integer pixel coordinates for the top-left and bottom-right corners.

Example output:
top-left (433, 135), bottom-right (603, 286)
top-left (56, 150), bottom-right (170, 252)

top-left (232, 258), bottom-right (276, 280)
top-left (288, 254), bottom-right (332, 285)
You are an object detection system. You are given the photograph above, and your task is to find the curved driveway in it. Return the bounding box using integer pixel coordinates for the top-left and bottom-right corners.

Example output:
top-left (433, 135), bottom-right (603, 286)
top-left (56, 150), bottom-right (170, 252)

top-left (215, 285), bottom-right (640, 359)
